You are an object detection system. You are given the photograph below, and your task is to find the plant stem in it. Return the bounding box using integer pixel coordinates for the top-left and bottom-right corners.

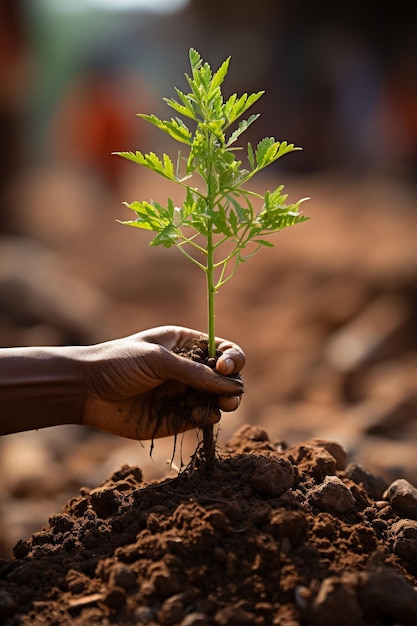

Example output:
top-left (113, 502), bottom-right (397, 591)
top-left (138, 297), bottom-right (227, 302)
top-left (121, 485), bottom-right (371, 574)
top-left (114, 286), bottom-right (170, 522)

top-left (206, 220), bottom-right (216, 359)
top-left (203, 214), bottom-right (216, 465)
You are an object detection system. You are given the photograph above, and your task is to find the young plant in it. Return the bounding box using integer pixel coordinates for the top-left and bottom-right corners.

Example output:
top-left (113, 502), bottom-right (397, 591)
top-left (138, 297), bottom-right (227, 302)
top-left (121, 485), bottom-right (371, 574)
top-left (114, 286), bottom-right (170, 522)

top-left (115, 48), bottom-right (309, 458)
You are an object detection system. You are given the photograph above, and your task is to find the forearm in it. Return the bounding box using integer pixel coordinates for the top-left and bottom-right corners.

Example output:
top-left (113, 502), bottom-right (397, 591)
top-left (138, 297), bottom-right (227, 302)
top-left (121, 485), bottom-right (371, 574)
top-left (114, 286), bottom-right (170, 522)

top-left (0, 346), bottom-right (87, 435)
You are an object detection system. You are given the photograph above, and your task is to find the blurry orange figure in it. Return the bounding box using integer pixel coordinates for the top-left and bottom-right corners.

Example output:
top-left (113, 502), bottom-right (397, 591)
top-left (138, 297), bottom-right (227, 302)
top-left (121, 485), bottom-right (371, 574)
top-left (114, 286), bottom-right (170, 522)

top-left (50, 68), bottom-right (142, 193)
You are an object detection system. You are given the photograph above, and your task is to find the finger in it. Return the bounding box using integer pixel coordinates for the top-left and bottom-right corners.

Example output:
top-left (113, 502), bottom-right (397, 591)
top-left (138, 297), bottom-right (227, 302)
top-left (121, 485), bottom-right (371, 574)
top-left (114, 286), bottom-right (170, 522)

top-left (216, 344), bottom-right (246, 375)
top-left (154, 349), bottom-right (244, 396)
top-left (149, 404), bottom-right (220, 439)
top-left (191, 404), bottom-right (221, 426)
top-left (217, 394), bottom-right (241, 412)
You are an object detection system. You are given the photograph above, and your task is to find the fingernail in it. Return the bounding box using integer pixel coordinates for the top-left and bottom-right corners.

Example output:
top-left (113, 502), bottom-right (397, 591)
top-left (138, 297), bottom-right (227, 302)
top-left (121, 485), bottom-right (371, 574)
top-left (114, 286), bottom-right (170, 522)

top-left (219, 357), bottom-right (234, 375)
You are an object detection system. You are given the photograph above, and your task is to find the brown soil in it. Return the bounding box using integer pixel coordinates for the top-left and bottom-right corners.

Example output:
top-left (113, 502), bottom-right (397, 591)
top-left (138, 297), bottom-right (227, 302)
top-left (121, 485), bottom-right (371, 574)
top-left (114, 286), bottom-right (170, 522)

top-left (1, 424), bottom-right (417, 626)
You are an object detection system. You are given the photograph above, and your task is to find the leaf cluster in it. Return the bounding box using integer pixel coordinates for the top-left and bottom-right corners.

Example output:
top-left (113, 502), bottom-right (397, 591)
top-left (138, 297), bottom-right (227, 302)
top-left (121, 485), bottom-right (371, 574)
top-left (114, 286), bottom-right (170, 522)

top-left (115, 48), bottom-right (309, 288)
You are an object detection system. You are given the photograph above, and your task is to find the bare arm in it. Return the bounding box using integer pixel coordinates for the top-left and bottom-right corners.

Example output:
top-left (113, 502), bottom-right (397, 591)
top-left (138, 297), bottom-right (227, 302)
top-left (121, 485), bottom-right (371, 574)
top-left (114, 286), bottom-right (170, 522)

top-left (0, 346), bottom-right (86, 435)
top-left (0, 326), bottom-right (245, 439)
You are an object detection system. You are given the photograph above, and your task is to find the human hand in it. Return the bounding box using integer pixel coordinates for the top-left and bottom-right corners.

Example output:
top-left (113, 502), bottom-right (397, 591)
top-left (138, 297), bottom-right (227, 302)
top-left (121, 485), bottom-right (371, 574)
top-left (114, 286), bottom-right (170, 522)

top-left (82, 325), bottom-right (245, 440)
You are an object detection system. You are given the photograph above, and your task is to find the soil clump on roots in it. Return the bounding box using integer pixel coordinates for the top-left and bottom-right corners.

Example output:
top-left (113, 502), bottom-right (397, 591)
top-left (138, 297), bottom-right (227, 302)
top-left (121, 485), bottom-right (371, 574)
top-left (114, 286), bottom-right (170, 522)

top-left (1, 424), bottom-right (417, 625)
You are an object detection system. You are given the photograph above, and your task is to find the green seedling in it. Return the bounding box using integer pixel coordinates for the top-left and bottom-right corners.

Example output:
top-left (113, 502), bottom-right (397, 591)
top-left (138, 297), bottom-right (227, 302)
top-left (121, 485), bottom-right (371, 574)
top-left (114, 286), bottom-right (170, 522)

top-left (115, 48), bottom-right (309, 460)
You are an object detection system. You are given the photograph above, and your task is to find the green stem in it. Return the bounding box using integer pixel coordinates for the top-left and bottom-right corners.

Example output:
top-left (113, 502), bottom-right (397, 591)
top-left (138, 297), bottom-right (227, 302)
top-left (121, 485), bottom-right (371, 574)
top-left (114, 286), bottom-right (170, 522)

top-left (206, 220), bottom-right (216, 358)
top-left (202, 131), bottom-right (217, 466)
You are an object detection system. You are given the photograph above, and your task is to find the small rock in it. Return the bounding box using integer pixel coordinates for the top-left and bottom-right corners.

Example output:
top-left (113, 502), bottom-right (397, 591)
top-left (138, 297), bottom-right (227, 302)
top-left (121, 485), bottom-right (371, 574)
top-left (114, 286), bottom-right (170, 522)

top-left (180, 612), bottom-right (209, 626)
top-left (287, 444), bottom-right (337, 483)
top-left (158, 593), bottom-right (186, 625)
top-left (48, 513), bottom-right (74, 533)
top-left (270, 509), bottom-right (309, 546)
top-left (250, 453), bottom-right (294, 497)
top-left (214, 605), bottom-right (254, 625)
top-left (359, 566), bottom-right (417, 623)
top-left (147, 567), bottom-right (182, 598)
top-left (109, 564), bottom-right (137, 590)
top-left (89, 487), bottom-right (120, 518)
top-left (295, 585), bottom-right (312, 610)
top-left (66, 569), bottom-right (89, 594)
top-left (108, 464), bottom-right (143, 485)
top-left (388, 519), bottom-right (417, 565)
top-left (12, 539), bottom-right (31, 559)
top-left (134, 605), bottom-right (155, 624)
top-left (306, 476), bottom-right (356, 514)
top-left (311, 576), bottom-right (362, 625)
top-left (230, 424), bottom-right (270, 442)
top-left (306, 438), bottom-right (348, 470)
top-left (224, 424), bottom-right (276, 453)
top-left (345, 463), bottom-right (388, 500)
top-left (383, 479), bottom-right (417, 519)
top-left (103, 586), bottom-right (126, 610)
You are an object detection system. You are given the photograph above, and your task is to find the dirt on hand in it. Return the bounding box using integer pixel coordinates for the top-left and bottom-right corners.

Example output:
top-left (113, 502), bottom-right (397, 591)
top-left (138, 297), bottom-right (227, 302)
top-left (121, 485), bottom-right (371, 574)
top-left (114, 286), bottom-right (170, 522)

top-left (1, 424), bottom-right (417, 626)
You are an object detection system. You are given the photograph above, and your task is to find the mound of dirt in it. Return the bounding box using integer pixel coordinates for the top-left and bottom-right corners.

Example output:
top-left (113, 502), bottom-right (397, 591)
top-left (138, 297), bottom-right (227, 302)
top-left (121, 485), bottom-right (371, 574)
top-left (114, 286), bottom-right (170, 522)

top-left (1, 424), bottom-right (417, 626)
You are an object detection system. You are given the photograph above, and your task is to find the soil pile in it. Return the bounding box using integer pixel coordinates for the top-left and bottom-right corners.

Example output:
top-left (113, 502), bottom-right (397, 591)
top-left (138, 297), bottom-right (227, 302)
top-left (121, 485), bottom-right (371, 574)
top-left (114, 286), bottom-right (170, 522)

top-left (1, 424), bottom-right (417, 626)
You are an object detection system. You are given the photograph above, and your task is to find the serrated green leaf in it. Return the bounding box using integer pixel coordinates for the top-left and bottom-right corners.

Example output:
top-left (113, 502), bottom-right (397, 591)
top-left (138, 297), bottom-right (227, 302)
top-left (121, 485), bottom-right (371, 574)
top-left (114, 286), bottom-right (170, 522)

top-left (163, 153), bottom-right (174, 179)
top-left (174, 87), bottom-right (195, 109)
top-left (253, 239), bottom-right (274, 247)
top-left (163, 96), bottom-right (197, 121)
top-left (139, 114), bottom-right (192, 145)
top-left (227, 114), bottom-right (260, 147)
top-left (114, 150), bottom-right (146, 165)
top-left (210, 202), bottom-right (231, 236)
top-left (224, 93), bottom-right (237, 119)
top-left (266, 185), bottom-right (286, 206)
top-left (255, 137), bottom-right (277, 168)
top-left (247, 142), bottom-right (255, 170)
top-left (229, 208), bottom-right (238, 235)
top-left (121, 150), bottom-right (177, 181)
top-left (225, 194), bottom-right (248, 223)
top-left (226, 91), bottom-right (264, 126)
top-left (150, 224), bottom-right (178, 248)
top-left (117, 219), bottom-right (154, 231)
top-left (209, 57), bottom-right (230, 94)
top-left (189, 48), bottom-right (203, 73)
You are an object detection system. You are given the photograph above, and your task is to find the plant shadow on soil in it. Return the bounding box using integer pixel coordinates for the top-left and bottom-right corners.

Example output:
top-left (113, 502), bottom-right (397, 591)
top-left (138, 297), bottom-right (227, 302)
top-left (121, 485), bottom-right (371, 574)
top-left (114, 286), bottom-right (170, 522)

top-left (1, 424), bottom-right (417, 626)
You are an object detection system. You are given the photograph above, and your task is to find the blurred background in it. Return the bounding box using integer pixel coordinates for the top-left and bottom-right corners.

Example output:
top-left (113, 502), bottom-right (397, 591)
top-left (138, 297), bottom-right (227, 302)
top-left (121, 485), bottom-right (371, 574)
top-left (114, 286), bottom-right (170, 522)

top-left (1, 0), bottom-right (417, 557)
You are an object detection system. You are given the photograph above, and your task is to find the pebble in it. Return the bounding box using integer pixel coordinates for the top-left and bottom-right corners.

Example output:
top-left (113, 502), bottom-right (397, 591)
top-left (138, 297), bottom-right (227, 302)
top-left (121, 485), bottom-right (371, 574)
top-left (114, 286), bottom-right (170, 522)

top-left (250, 453), bottom-right (294, 497)
top-left (306, 438), bottom-right (347, 470)
top-left (179, 611), bottom-right (209, 626)
top-left (311, 576), bottom-right (361, 626)
top-left (287, 444), bottom-right (337, 483)
top-left (388, 519), bottom-right (417, 565)
top-left (108, 564), bottom-right (137, 590)
top-left (147, 569), bottom-right (182, 598)
top-left (306, 476), bottom-right (356, 514)
top-left (134, 605), bottom-right (155, 624)
top-left (345, 463), bottom-right (388, 500)
top-left (360, 566), bottom-right (417, 622)
top-left (89, 487), bottom-right (120, 518)
top-left (214, 605), bottom-right (254, 625)
top-left (157, 593), bottom-right (186, 625)
top-left (294, 585), bottom-right (312, 610)
top-left (103, 586), bottom-right (126, 610)
top-left (383, 478), bottom-right (417, 519)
